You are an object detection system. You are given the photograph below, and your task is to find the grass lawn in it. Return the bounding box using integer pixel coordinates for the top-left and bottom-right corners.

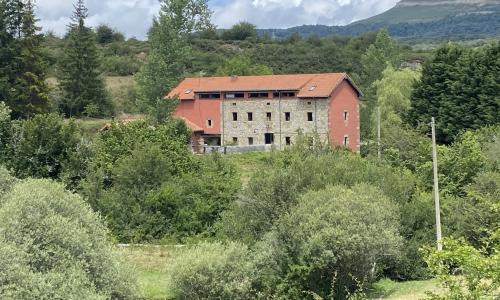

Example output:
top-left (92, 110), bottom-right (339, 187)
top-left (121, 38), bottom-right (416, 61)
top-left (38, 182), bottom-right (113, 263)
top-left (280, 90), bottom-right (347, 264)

top-left (224, 151), bottom-right (275, 186)
top-left (118, 245), bottom-right (185, 300)
top-left (367, 278), bottom-right (442, 300)
top-left (120, 245), bottom-right (441, 300)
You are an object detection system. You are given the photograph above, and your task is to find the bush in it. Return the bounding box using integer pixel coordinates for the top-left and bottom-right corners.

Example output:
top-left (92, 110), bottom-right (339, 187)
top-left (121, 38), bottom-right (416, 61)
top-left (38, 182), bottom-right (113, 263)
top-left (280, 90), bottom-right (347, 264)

top-left (217, 145), bottom-right (416, 244)
top-left (102, 55), bottom-right (141, 76)
top-left (0, 179), bottom-right (137, 299)
top-left (170, 242), bottom-right (253, 299)
top-left (252, 184), bottom-right (402, 299)
top-left (4, 113), bottom-right (82, 180)
top-left (0, 166), bottom-right (16, 199)
top-left (423, 235), bottom-right (500, 300)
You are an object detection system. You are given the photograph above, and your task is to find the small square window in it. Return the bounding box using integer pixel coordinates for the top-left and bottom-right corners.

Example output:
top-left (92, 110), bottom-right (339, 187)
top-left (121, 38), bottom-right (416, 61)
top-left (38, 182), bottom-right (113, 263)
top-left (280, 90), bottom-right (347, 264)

top-left (207, 119), bottom-right (213, 128)
top-left (307, 112), bottom-right (314, 122)
top-left (247, 112), bottom-right (253, 121)
top-left (233, 137), bottom-right (238, 144)
top-left (248, 137), bottom-right (254, 145)
top-left (285, 137), bottom-right (291, 145)
top-left (267, 102), bottom-right (271, 106)
top-left (285, 112), bottom-right (291, 121)
top-left (266, 112), bottom-right (272, 121)
top-left (232, 112), bottom-right (238, 121)
top-left (307, 101), bottom-right (312, 105)
top-left (232, 102), bottom-right (237, 106)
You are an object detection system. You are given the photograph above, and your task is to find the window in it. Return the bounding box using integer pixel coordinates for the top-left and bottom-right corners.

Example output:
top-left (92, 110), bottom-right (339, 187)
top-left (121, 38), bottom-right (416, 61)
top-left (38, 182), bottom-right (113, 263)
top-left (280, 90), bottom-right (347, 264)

top-left (248, 137), bottom-right (254, 145)
top-left (265, 133), bottom-right (274, 145)
top-left (266, 102), bottom-right (271, 106)
top-left (232, 102), bottom-right (237, 106)
top-left (266, 112), bottom-right (272, 121)
top-left (249, 92), bottom-right (269, 98)
top-left (281, 92), bottom-right (296, 98)
top-left (207, 119), bottom-right (213, 128)
top-left (285, 112), bottom-right (291, 121)
top-left (247, 112), bottom-right (253, 121)
top-left (307, 112), bottom-right (314, 122)
top-left (232, 112), bottom-right (238, 121)
top-left (199, 93), bottom-right (220, 99)
top-left (225, 93), bottom-right (245, 99)
top-left (344, 111), bottom-right (349, 121)
top-left (307, 101), bottom-right (312, 105)
top-left (233, 137), bottom-right (238, 144)
top-left (274, 92), bottom-right (296, 98)
top-left (344, 135), bottom-right (349, 146)
top-left (285, 137), bottom-right (291, 145)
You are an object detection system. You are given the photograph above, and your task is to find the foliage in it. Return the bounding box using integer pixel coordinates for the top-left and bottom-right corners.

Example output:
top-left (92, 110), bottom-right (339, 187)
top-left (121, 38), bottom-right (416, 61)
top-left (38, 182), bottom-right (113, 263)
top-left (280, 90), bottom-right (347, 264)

top-left (102, 55), bottom-right (141, 76)
top-left (95, 24), bottom-right (124, 44)
top-left (252, 184), bottom-right (402, 299)
top-left (215, 55), bottom-right (273, 76)
top-left (422, 235), bottom-right (500, 300)
top-left (359, 30), bottom-right (401, 141)
top-left (451, 172), bottom-right (500, 250)
top-left (407, 42), bottom-right (499, 144)
top-left (222, 21), bottom-right (257, 40)
top-left (135, 0), bottom-right (212, 115)
top-left (217, 143), bottom-right (417, 244)
top-left (0, 179), bottom-right (137, 299)
top-left (170, 242), bottom-right (253, 299)
top-left (0, 165), bottom-right (16, 198)
top-left (58, 0), bottom-right (113, 117)
top-left (0, 0), bottom-right (49, 118)
top-left (371, 65), bottom-right (420, 130)
top-left (0, 102), bottom-right (11, 159)
top-left (3, 113), bottom-right (82, 180)
top-left (80, 120), bottom-right (240, 242)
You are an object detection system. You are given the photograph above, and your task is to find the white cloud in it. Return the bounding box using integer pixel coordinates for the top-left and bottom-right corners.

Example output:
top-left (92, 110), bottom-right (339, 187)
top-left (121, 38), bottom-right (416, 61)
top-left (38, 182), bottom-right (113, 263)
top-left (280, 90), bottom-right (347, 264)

top-left (212, 0), bottom-right (399, 29)
top-left (34, 0), bottom-right (399, 39)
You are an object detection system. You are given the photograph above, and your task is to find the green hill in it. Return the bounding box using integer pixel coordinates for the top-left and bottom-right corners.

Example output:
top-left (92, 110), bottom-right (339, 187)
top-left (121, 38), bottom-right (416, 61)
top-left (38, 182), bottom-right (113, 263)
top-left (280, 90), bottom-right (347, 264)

top-left (354, 0), bottom-right (500, 25)
top-left (258, 0), bottom-right (500, 41)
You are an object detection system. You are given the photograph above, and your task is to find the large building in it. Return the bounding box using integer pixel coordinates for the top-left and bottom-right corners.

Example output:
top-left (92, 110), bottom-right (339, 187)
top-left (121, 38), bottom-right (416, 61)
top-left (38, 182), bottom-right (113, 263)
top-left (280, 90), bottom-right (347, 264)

top-left (168, 73), bottom-right (362, 152)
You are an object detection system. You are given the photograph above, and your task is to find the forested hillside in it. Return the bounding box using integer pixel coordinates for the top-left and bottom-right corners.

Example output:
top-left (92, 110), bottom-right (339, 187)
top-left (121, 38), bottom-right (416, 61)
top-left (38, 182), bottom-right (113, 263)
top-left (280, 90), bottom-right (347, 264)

top-left (258, 0), bottom-right (500, 41)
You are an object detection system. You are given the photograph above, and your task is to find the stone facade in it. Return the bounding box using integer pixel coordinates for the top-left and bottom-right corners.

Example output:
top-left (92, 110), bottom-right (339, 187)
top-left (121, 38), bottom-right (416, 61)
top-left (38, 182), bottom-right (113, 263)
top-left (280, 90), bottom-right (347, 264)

top-left (221, 97), bottom-right (330, 148)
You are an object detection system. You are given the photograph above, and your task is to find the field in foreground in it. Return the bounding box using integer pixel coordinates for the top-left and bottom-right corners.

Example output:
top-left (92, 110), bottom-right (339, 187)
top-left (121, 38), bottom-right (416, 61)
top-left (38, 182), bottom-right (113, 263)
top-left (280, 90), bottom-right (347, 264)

top-left (119, 245), bottom-right (440, 300)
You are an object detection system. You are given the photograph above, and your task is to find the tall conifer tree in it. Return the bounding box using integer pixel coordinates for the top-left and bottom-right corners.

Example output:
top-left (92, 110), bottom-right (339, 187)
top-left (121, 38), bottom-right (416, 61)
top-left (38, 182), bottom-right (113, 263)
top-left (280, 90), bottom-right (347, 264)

top-left (58, 0), bottom-right (112, 117)
top-left (0, 0), bottom-right (49, 118)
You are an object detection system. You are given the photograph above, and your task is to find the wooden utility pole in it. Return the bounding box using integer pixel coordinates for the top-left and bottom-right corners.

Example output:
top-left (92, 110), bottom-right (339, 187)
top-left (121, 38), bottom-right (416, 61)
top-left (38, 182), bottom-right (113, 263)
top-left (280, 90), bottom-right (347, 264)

top-left (431, 117), bottom-right (443, 251)
top-left (377, 107), bottom-right (381, 159)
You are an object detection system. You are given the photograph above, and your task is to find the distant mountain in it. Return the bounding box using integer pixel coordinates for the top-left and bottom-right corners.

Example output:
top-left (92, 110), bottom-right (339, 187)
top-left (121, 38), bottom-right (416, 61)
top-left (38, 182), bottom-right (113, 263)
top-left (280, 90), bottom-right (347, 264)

top-left (258, 0), bottom-right (500, 41)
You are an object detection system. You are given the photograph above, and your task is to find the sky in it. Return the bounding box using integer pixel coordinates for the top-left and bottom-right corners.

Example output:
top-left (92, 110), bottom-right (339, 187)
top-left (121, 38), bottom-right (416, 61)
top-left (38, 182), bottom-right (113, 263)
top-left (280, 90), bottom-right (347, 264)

top-left (36, 0), bottom-right (400, 39)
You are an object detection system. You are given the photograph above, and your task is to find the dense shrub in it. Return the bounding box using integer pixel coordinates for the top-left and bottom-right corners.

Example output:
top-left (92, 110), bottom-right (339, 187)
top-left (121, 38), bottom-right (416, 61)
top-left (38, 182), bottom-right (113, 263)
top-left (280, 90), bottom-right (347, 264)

top-left (217, 144), bottom-right (417, 244)
top-left (3, 113), bottom-right (82, 180)
top-left (102, 55), bottom-right (141, 76)
top-left (170, 242), bottom-right (253, 299)
top-left (252, 184), bottom-right (402, 299)
top-left (0, 179), bottom-right (137, 299)
top-left (0, 166), bottom-right (16, 199)
top-left (81, 120), bottom-right (240, 242)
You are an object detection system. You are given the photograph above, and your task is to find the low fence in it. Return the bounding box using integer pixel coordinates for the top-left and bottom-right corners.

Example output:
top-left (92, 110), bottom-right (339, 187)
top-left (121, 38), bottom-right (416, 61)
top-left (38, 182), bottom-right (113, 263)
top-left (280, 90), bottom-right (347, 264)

top-left (201, 144), bottom-right (275, 154)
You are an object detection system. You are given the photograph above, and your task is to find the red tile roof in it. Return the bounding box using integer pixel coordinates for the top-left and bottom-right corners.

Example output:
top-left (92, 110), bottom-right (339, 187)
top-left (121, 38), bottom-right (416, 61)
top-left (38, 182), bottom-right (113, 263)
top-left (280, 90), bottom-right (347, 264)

top-left (177, 116), bottom-right (204, 132)
top-left (167, 73), bottom-right (362, 100)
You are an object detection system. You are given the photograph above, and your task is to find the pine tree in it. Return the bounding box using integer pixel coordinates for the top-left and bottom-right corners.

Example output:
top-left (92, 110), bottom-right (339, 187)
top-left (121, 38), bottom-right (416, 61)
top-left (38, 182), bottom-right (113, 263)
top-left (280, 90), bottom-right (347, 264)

top-left (13, 0), bottom-right (49, 117)
top-left (58, 0), bottom-right (112, 117)
top-left (407, 42), bottom-right (499, 144)
top-left (0, 0), bottom-right (49, 118)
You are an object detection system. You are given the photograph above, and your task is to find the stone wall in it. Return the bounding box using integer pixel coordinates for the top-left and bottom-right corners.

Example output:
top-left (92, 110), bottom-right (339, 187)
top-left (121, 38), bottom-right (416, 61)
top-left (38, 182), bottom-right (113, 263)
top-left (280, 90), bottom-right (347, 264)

top-left (221, 97), bottom-right (330, 148)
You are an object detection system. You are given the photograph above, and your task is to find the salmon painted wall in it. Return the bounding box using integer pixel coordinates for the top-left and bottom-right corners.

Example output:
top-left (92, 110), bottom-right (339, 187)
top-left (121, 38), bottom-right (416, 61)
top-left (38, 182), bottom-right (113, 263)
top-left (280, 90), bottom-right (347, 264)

top-left (173, 98), bottom-right (221, 135)
top-left (328, 80), bottom-right (360, 152)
